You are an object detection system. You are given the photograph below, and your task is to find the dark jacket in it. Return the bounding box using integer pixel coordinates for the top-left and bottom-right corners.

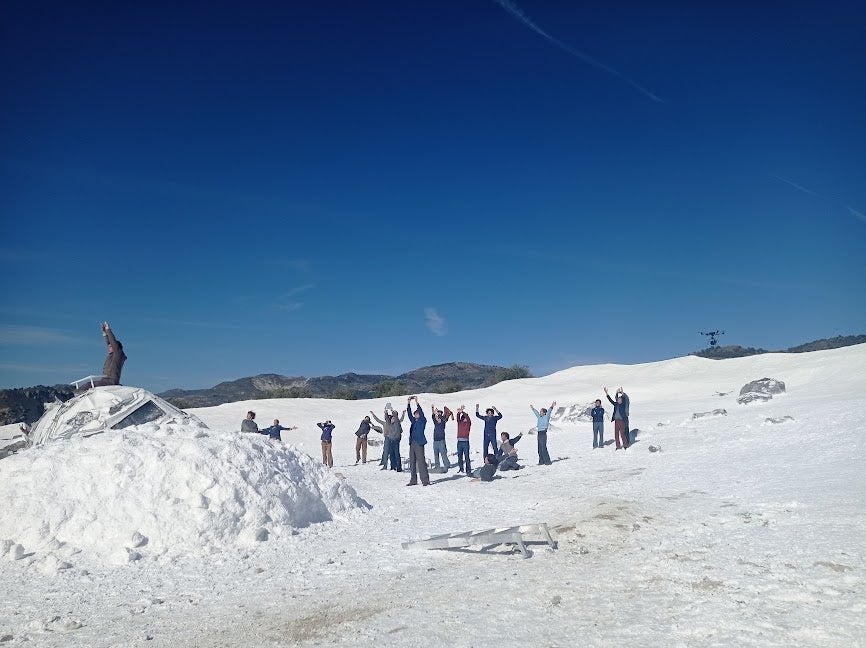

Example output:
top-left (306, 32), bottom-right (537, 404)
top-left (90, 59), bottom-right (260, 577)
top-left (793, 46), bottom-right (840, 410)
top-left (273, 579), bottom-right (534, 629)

top-left (407, 404), bottom-right (428, 446)
top-left (476, 411), bottom-right (502, 437)
top-left (355, 419), bottom-right (373, 437)
top-left (606, 395), bottom-right (629, 423)
top-left (102, 328), bottom-right (127, 385)
top-left (431, 409), bottom-right (449, 441)
top-left (318, 422), bottom-right (335, 442)
top-left (260, 425), bottom-right (291, 440)
top-left (479, 463), bottom-right (497, 482)
top-left (241, 419), bottom-right (259, 433)
top-left (591, 406), bottom-right (605, 423)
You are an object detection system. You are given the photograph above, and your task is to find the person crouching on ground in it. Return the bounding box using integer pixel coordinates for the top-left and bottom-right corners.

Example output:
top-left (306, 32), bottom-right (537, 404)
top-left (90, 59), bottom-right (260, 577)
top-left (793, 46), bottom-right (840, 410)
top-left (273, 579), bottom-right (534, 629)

top-left (497, 432), bottom-right (523, 471)
top-left (470, 454), bottom-right (498, 482)
top-left (317, 419), bottom-right (335, 467)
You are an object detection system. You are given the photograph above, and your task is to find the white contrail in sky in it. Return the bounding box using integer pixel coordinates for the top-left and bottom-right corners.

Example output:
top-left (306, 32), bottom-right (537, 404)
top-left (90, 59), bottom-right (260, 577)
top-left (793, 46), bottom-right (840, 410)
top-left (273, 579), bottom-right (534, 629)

top-left (774, 175), bottom-right (865, 225)
top-left (492, 0), bottom-right (662, 103)
top-left (775, 175), bottom-right (820, 197)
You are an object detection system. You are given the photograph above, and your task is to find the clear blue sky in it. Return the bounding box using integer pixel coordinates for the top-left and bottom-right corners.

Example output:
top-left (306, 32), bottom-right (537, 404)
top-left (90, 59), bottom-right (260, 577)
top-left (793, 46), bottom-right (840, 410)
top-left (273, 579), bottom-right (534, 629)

top-left (1, 1), bottom-right (864, 392)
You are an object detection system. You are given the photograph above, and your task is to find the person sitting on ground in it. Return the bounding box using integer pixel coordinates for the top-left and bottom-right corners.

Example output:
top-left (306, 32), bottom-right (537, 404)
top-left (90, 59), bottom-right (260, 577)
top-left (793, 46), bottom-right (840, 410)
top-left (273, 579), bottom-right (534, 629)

top-left (497, 431), bottom-right (523, 471)
top-left (470, 454), bottom-right (499, 482)
top-left (259, 419), bottom-right (297, 441)
top-left (241, 411), bottom-right (259, 434)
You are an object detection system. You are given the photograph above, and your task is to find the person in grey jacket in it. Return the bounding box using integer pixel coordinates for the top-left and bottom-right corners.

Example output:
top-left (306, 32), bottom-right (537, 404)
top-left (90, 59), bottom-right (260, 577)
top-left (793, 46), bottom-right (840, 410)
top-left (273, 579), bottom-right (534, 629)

top-left (241, 411), bottom-right (259, 434)
top-left (370, 407), bottom-right (404, 471)
top-left (98, 322), bottom-right (127, 386)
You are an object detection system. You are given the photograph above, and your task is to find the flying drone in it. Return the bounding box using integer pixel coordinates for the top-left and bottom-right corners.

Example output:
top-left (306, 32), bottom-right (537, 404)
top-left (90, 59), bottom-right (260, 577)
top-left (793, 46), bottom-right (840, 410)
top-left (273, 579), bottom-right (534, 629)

top-left (699, 330), bottom-right (725, 348)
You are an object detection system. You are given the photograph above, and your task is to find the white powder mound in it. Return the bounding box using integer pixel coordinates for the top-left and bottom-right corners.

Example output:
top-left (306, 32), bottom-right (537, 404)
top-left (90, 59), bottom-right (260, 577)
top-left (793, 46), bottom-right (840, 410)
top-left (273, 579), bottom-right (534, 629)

top-left (0, 423), bottom-right (367, 569)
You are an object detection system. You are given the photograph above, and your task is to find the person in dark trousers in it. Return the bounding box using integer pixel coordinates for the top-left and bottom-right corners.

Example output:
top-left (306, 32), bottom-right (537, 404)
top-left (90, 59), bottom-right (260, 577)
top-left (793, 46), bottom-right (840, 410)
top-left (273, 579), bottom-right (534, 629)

top-left (241, 411), bottom-right (259, 434)
top-left (430, 405), bottom-right (453, 470)
top-left (405, 396), bottom-right (430, 486)
top-left (370, 407), bottom-right (404, 471)
top-left (317, 420), bottom-right (335, 467)
top-left (455, 405), bottom-right (472, 474)
top-left (475, 404), bottom-right (503, 457)
top-left (616, 387), bottom-right (632, 443)
top-left (259, 419), bottom-right (297, 441)
top-left (354, 415), bottom-right (381, 464)
top-left (605, 386), bottom-right (629, 449)
top-left (471, 454), bottom-right (498, 482)
top-left (98, 322), bottom-right (127, 386)
top-left (497, 432), bottom-right (523, 471)
top-left (530, 401), bottom-right (556, 465)
top-left (591, 399), bottom-right (605, 448)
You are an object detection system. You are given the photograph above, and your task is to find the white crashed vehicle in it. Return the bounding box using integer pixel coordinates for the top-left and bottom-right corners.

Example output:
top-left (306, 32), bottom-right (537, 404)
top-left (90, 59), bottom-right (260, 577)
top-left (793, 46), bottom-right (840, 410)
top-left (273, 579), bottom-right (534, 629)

top-left (26, 385), bottom-right (208, 446)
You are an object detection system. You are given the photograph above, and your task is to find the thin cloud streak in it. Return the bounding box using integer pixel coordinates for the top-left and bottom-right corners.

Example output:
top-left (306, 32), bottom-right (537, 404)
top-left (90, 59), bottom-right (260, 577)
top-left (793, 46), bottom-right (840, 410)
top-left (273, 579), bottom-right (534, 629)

top-left (425, 308), bottom-right (448, 336)
top-left (0, 325), bottom-right (81, 346)
top-left (846, 206), bottom-right (866, 223)
top-left (492, 0), bottom-right (662, 103)
top-left (775, 175), bottom-right (865, 224)
top-left (775, 175), bottom-right (820, 197)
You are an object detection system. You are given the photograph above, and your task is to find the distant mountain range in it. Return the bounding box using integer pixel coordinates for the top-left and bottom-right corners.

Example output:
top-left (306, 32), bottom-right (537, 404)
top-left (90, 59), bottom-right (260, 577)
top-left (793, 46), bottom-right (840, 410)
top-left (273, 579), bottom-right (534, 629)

top-left (157, 362), bottom-right (523, 408)
top-left (2, 335), bottom-right (864, 426)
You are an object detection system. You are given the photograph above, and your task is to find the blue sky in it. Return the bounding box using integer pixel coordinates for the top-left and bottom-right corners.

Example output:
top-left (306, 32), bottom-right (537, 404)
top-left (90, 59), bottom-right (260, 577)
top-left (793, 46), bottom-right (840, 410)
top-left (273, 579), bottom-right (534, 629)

top-left (1, 0), bottom-right (864, 393)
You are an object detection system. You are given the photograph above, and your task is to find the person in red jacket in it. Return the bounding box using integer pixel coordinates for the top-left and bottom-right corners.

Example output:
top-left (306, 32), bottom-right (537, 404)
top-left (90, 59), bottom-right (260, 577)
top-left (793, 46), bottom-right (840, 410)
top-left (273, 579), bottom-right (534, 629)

top-left (455, 405), bottom-right (472, 475)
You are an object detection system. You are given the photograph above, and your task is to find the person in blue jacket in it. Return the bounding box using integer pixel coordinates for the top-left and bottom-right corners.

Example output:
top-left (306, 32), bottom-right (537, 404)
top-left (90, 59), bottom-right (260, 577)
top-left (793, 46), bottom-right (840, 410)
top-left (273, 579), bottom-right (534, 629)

top-left (591, 399), bottom-right (605, 449)
top-left (430, 405), bottom-right (453, 470)
top-left (406, 396), bottom-right (430, 486)
top-left (530, 401), bottom-right (556, 465)
top-left (259, 419), bottom-right (298, 442)
top-left (475, 404), bottom-right (503, 456)
top-left (317, 420), bottom-right (336, 467)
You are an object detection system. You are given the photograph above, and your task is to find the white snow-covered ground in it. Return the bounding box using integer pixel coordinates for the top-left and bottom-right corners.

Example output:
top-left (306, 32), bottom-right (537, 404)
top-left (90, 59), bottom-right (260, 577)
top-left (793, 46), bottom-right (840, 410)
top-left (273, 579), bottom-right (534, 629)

top-left (1, 345), bottom-right (864, 647)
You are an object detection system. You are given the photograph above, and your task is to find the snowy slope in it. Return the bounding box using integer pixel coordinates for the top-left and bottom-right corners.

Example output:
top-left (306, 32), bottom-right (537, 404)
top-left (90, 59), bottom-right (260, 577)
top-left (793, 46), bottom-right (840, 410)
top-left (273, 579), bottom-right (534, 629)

top-left (1, 345), bottom-right (864, 647)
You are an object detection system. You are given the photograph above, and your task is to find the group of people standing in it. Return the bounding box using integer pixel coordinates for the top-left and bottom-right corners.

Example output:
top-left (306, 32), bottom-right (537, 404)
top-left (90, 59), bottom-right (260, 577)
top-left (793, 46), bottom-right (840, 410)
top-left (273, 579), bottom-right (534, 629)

top-left (239, 386), bottom-right (633, 480)
top-left (590, 386), bottom-right (631, 449)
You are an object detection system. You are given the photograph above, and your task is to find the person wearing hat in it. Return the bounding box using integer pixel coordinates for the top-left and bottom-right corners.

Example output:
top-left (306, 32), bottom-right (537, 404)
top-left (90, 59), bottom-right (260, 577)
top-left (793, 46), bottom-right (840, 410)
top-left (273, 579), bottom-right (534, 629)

top-left (475, 404), bottom-right (503, 457)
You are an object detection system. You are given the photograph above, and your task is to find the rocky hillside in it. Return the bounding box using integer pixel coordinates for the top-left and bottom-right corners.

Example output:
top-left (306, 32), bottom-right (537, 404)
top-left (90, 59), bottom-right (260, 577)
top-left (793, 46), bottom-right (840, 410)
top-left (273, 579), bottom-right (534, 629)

top-left (690, 335), bottom-right (866, 359)
top-left (0, 385), bottom-right (76, 427)
top-left (158, 362), bottom-right (516, 408)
